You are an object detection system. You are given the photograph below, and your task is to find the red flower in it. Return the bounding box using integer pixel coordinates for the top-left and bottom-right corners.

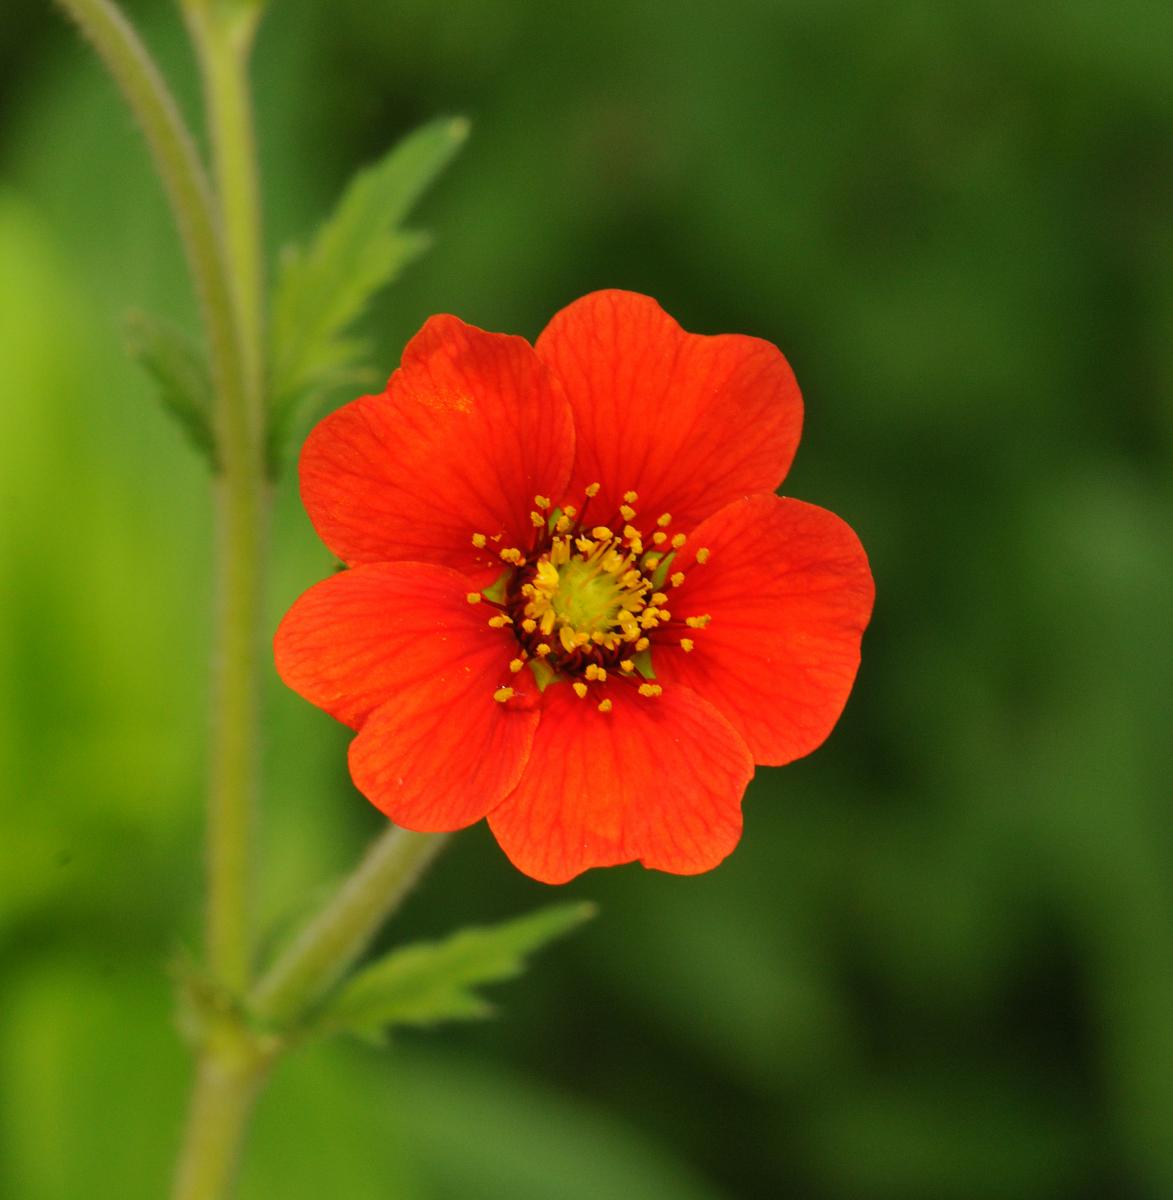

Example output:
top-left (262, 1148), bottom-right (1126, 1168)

top-left (275, 291), bottom-right (874, 884)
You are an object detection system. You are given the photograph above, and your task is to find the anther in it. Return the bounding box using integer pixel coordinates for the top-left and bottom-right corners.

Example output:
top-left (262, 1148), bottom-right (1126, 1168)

top-left (500, 547), bottom-right (524, 564)
top-left (521, 618), bottom-right (537, 634)
top-left (530, 511), bottom-right (546, 527)
top-left (623, 490), bottom-right (638, 503)
top-left (488, 614), bottom-right (513, 628)
top-left (584, 483), bottom-right (601, 498)
top-left (535, 643), bottom-right (552, 657)
top-left (635, 637), bottom-right (650, 651)
top-left (685, 614), bottom-right (712, 628)
top-left (534, 495), bottom-right (551, 509)
top-left (657, 513), bottom-right (672, 527)
top-left (680, 638), bottom-right (695, 652)
top-left (466, 592), bottom-right (482, 605)
top-left (591, 525), bottom-right (612, 541)
top-left (597, 699), bottom-right (613, 713)
top-left (620, 659), bottom-right (635, 673)
top-left (638, 683), bottom-right (662, 698)
top-left (696, 548), bottom-right (710, 564)
top-left (573, 681), bottom-right (589, 699)
top-left (493, 687), bottom-right (515, 703)
top-left (671, 533), bottom-right (686, 549)
top-left (619, 504), bottom-right (636, 522)
top-left (651, 531), bottom-right (667, 545)
top-left (471, 533), bottom-right (487, 549)
top-left (509, 658), bottom-right (525, 674)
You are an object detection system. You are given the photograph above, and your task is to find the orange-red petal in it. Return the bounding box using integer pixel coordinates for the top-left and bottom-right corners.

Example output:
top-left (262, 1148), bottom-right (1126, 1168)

top-left (274, 561), bottom-right (539, 830)
top-left (656, 494), bottom-right (874, 766)
top-left (487, 682), bottom-right (753, 884)
top-left (535, 290), bottom-right (802, 532)
top-left (300, 314), bottom-right (574, 576)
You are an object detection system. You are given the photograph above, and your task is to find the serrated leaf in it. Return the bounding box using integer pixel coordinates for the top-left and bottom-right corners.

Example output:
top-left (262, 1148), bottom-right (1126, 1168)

top-left (268, 117), bottom-right (468, 473)
top-left (319, 901), bottom-right (596, 1044)
top-left (124, 309), bottom-right (216, 467)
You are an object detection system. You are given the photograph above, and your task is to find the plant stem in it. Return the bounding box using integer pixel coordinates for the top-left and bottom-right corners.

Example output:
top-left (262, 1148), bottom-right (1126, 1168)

top-left (182, 2), bottom-right (265, 423)
top-left (171, 1023), bottom-right (275, 1200)
top-left (59, 3), bottom-right (454, 1196)
top-left (188, 1), bottom-right (270, 1002)
top-left (251, 827), bottom-right (450, 1026)
top-left (171, 826), bottom-right (448, 1199)
top-left (51, 0), bottom-right (251, 459)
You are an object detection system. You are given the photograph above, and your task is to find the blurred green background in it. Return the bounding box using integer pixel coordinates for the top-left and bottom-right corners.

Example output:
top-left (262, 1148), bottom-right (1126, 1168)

top-left (2, 1), bottom-right (1171, 1197)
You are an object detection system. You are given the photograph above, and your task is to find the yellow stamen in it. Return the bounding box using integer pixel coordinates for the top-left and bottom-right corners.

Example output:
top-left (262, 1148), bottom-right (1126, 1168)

top-left (623, 490), bottom-right (638, 503)
top-left (671, 533), bottom-right (686, 549)
top-left (591, 525), bottom-right (612, 541)
top-left (559, 626), bottom-right (579, 653)
top-left (530, 511), bottom-right (546, 527)
top-left (680, 638), bottom-right (694, 652)
top-left (638, 683), bottom-right (662, 698)
top-left (620, 659), bottom-right (635, 673)
top-left (670, 572), bottom-right (685, 588)
top-left (488, 614), bottom-right (513, 628)
top-left (635, 637), bottom-right (650, 651)
top-left (584, 483), bottom-right (601, 498)
top-left (509, 658), bottom-right (525, 673)
top-left (619, 504), bottom-right (636, 522)
top-left (573, 681), bottom-right (589, 699)
top-left (695, 547), bottom-right (710, 564)
top-left (521, 618), bottom-right (537, 634)
top-left (500, 547), bottom-right (524, 564)
top-left (471, 533), bottom-right (487, 549)
top-left (685, 614), bottom-right (712, 629)
top-left (493, 687), bottom-right (514, 703)
top-left (534, 494), bottom-right (551, 509)
top-left (535, 643), bottom-right (552, 657)
top-left (657, 512), bottom-right (672, 527)
top-left (466, 592), bottom-right (481, 605)
top-left (597, 698), bottom-right (613, 713)
top-left (651, 531), bottom-right (667, 545)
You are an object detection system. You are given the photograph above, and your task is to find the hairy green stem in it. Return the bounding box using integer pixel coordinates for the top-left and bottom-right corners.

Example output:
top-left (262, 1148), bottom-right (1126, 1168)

top-left (172, 827), bottom-right (448, 1200)
top-left (51, 0), bottom-right (265, 995)
top-left (187, 0), bottom-right (270, 1003)
top-left (51, 0), bottom-right (251, 464)
top-left (182, 1), bottom-right (266, 422)
top-left (251, 827), bottom-right (450, 1026)
top-left (171, 1023), bottom-right (275, 1200)
top-left (58, 2), bottom-right (453, 1195)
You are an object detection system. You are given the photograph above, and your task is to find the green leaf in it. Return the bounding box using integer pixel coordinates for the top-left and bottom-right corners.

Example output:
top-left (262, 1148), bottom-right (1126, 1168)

top-left (267, 116), bottom-right (469, 474)
top-left (320, 901), bottom-right (596, 1044)
top-left (124, 309), bottom-right (216, 467)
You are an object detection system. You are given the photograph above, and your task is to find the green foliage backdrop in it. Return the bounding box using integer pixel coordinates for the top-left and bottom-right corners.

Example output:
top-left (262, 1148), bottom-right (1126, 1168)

top-left (2, 1), bottom-right (1171, 1196)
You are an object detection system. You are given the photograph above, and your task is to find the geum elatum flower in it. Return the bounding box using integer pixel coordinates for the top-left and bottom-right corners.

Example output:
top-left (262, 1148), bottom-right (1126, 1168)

top-left (275, 290), bottom-right (874, 884)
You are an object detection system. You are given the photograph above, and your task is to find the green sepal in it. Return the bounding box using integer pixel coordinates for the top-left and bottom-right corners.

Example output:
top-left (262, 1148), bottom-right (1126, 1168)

top-left (124, 309), bottom-right (216, 469)
top-left (631, 647), bottom-right (656, 679)
top-left (528, 656), bottom-right (557, 691)
top-left (481, 569), bottom-right (511, 605)
top-left (649, 549), bottom-right (675, 590)
top-left (315, 901), bottom-right (596, 1045)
